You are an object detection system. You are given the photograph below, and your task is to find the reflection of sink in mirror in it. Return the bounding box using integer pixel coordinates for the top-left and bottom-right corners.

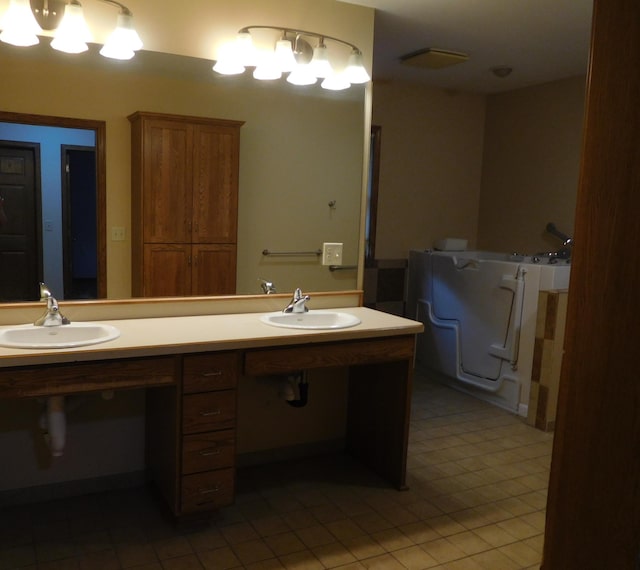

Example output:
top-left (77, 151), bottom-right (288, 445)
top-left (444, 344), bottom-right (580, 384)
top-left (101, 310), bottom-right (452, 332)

top-left (260, 311), bottom-right (361, 330)
top-left (0, 323), bottom-right (120, 349)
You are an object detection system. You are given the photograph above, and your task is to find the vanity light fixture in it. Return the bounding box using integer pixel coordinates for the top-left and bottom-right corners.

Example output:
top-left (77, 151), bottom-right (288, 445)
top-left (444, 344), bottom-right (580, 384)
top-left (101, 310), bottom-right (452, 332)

top-left (213, 25), bottom-right (370, 91)
top-left (0, 0), bottom-right (143, 60)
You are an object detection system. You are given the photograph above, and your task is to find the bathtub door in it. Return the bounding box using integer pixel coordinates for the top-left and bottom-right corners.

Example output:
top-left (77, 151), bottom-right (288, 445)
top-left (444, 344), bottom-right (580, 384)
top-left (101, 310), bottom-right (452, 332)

top-left (430, 255), bottom-right (517, 380)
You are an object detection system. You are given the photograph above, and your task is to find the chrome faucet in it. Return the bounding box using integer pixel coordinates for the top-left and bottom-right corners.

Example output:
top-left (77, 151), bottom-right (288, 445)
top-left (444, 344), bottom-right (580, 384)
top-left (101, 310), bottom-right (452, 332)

top-left (283, 288), bottom-right (310, 313)
top-left (258, 278), bottom-right (277, 294)
top-left (35, 283), bottom-right (70, 327)
top-left (535, 222), bottom-right (574, 262)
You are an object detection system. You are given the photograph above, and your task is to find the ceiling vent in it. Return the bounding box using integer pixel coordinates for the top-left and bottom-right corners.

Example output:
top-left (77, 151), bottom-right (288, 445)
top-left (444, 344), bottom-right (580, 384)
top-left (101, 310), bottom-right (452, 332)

top-left (400, 48), bottom-right (469, 69)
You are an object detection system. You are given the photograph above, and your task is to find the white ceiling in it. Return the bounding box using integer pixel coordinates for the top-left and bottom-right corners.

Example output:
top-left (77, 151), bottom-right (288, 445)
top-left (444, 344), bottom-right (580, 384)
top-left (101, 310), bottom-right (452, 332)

top-left (341, 0), bottom-right (594, 93)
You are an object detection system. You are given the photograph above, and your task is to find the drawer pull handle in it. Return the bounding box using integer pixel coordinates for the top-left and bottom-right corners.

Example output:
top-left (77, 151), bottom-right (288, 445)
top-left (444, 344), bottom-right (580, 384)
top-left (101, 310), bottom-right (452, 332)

top-left (198, 486), bottom-right (221, 495)
top-left (200, 409), bottom-right (222, 417)
top-left (202, 370), bottom-right (223, 377)
top-left (200, 448), bottom-right (221, 456)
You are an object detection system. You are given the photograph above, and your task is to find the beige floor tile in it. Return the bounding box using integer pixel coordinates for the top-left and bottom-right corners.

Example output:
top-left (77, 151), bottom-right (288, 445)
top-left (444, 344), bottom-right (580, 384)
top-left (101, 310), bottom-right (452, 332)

top-left (470, 524), bottom-right (519, 548)
top-left (197, 545), bottom-right (241, 570)
top-left (278, 549), bottom-right (324, 569)
top-left (360, 553), bottom-right (406, 569)
top-left (264, 532), bottom-right (307, 557)
top-left (391, 544), bottom-right (440, 569)
top-left (295, 524), bottom-right (336, 548)
top-left (498, 541), bottom-right (542, 567)
top-left (185, 527), bottom-right (227, 552)
top-left (420, 538), bottom-right (467, 564)
top-left (371, 527), bottom-right (415, 552)
top-left (398, 521), bottom-right (441, 545)
top-left (311, 541), bottom-right (358, 568)
top-left (446, 531), bottom-right (492, 556)
top-left (325, 519), bottom-right (367, 541)
top-left (161, 553), bottom-right (206, 570)
top-left (245, 558), bottom-right (287, 569)
top-left (232, 538), bottom-right (275, 565)
top-left (496, 518), bottom-right (540, 541)
top-left (219, 521), bottom-right (261, 545)
top-left (341, 535), bottom-right (387, 560)
top-left (115, 542), bottom-right (158, 568)
top-left (427, 515), bottom-right (467, 537)
top-left (467, 548), bottom-right (521, 569)
top-left (251, 515), bottom-right (291, 537)
top-left (152, 535), bottom-right (194, 560)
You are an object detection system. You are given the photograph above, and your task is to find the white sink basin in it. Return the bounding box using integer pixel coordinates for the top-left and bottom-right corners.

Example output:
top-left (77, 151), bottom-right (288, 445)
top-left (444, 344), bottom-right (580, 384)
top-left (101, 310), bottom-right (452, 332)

top-left (260, 311), bottom-right (361, 330)
top-left (0, 322), bottom-right (120, 349)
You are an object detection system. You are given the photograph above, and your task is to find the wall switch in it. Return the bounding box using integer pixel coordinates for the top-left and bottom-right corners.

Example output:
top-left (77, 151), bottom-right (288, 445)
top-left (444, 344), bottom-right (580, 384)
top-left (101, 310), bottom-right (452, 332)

top-left (111, 226), bottom-right (126, 241)
top-left (322, 242), bottom-right (343, 266)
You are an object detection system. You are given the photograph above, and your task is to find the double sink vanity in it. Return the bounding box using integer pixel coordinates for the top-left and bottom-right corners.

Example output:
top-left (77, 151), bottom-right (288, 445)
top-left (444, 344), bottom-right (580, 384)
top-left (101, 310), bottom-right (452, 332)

top-left (0, 293), bottom-right (423, 518)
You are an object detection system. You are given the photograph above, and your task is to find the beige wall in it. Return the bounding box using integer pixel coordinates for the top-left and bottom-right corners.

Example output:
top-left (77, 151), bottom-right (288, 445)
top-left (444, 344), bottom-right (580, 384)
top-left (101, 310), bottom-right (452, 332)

top-left (478, 75), bottom-right (586, 253)
top-left (371, 76), bottom-right (586, 259)
top-left (371, 82), bottom-right (486, 258)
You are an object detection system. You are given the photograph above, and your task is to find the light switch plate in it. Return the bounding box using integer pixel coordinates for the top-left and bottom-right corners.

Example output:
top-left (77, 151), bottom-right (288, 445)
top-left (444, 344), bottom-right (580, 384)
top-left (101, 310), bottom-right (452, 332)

top-left (111, 226), bottom-right (126, 241)
top-left (322, 242), bottom-right (343, 266)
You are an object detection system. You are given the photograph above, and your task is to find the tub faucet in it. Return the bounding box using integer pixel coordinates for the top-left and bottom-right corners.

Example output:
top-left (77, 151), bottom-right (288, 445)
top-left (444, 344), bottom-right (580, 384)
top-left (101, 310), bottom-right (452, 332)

top-left (35, 283), bottom-right (70, 327)
top-left (283, 288), bottom-right (310, 313)
top-left (543, 222), bottom-right (574, 261)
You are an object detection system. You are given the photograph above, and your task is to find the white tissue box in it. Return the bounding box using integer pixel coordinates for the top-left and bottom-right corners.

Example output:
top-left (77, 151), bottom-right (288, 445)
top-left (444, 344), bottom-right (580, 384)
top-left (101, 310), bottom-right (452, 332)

top-left (434, 238), bottom-right (468, 251)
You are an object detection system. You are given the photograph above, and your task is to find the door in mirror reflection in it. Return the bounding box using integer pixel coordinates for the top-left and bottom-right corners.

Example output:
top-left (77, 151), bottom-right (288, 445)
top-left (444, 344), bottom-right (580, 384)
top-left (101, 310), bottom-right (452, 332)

top-left (62, 146), bottom-right (97, 299)
top-left (0, 142), bottom-right (41, 301)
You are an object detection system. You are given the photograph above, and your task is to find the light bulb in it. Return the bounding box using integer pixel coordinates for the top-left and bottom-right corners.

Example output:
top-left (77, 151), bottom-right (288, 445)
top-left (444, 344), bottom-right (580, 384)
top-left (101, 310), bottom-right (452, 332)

top-left (344, 49), bottom-right (370, 84)
top-left (0, 0), bottom-right (42, 47)
top-left (100, 12), bottom-right (143, 60)
top-left (51, 1), bottom-right (92, 54)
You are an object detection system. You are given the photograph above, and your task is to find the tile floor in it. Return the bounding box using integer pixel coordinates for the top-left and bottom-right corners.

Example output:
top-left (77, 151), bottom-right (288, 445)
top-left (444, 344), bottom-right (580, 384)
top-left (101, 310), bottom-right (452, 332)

top-left (0, 373), bottom-right (554, 569)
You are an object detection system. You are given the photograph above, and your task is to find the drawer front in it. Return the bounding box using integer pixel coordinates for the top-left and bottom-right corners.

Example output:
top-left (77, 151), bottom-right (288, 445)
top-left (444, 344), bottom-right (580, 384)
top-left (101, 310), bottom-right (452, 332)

top-left (182, 430), bottom-right (235, 475)
top-left (183, 352), bottom-right (238, 394)
top-left (182, 390), bottom-right (236, 433)
top-left (181, 468), bottom-right (235, 513)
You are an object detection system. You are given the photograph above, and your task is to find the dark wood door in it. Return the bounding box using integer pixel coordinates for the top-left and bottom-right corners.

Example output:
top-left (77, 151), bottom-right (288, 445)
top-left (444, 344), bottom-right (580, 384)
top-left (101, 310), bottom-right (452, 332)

top-left (542, 0), bottom-right (640, 566)
top-left (0, 142), bottom-right (41, 301)
top-left (192, 244), bottom-right (237, 295)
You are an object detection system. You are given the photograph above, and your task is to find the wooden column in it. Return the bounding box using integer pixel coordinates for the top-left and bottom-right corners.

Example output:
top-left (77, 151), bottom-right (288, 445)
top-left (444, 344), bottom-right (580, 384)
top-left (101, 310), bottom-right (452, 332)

top-left (542, 0), bottom-right (640, 567)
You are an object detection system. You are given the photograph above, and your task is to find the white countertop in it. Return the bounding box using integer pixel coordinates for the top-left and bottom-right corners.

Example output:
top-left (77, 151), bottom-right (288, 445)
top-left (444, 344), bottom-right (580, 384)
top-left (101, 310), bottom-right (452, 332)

top-left (0, 307), bottom-right (424, 367)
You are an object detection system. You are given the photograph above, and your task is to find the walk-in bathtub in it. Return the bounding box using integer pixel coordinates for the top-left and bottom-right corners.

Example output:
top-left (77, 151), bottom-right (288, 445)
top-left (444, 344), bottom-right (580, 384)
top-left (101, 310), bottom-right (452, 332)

top-left (407, 250), bottom-right (570, 415)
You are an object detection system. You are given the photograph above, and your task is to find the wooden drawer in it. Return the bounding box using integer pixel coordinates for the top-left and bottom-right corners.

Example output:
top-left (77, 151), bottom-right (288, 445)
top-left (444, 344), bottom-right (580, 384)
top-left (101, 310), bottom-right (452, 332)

top-left (182, 390), bottom-right (236, 434)
top-left (183, 352), bottom-right (238, 394)
top-left (181, 468), bottom-right (235, 513)
top-left (182, 430), bottom-right (235, 475)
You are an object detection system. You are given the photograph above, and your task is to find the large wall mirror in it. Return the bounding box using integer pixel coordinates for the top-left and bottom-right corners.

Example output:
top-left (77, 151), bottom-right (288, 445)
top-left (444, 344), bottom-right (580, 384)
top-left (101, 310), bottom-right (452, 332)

top-left (0, 44), bottom-right (366, 302)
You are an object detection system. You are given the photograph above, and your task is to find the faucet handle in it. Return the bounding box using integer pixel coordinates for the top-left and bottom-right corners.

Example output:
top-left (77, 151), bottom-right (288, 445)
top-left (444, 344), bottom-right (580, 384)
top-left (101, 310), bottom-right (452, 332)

top-left (39, 282), bottom-right (52, 301)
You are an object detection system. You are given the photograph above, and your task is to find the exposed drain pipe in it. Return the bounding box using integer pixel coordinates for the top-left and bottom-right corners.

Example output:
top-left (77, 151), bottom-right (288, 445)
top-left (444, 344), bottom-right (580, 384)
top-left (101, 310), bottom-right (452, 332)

top-left (39, 396), bottom-right (66, 457)
top-left (280, 372), bottom-right (309, 408)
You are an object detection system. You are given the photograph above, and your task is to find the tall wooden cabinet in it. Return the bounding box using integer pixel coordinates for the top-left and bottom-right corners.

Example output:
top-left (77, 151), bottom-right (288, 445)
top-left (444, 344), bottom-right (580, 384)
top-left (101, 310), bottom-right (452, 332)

top-left (129, 112), bottom-right (244, 297)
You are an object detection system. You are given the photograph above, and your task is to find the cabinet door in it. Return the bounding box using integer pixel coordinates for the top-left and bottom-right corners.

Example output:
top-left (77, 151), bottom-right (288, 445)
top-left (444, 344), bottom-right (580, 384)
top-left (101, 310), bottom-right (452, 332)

top-left (143, 119), bottom-right (193, 243)
top-left (192, 125), bottom-right (240, 244)
top-left (192, 244), bottom-right (236, 296)
top-left (143, 243), bottom-right (192, 297)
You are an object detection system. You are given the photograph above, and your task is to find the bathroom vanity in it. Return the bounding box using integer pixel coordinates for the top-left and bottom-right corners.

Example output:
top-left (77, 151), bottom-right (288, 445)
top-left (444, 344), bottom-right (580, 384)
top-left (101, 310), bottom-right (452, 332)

top-left (0, 301), bottom-right (422, 518)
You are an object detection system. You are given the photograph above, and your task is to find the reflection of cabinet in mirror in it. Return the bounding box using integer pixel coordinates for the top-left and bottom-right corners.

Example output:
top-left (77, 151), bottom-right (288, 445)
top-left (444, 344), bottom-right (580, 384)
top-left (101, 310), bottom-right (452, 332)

top-left (129, 112), bottom-right (244, 297)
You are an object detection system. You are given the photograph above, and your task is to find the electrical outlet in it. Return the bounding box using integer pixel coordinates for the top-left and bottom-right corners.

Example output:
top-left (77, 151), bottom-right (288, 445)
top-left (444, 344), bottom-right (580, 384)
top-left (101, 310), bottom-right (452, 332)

top-left (322, 242), bottom-right (343, 266)
top-left (111, 226), bottom-right (126, 241)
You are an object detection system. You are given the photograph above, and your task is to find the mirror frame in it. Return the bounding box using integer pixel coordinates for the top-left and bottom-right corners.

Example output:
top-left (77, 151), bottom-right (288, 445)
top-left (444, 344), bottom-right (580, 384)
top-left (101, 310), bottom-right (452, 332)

top-left (0, 110), bottom-right (106, 299)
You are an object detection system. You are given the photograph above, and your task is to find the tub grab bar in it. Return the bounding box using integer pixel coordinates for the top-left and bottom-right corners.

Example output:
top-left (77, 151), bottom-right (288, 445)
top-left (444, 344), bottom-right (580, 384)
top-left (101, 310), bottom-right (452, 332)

top-left (488, 266), bottom-right (526, 368)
